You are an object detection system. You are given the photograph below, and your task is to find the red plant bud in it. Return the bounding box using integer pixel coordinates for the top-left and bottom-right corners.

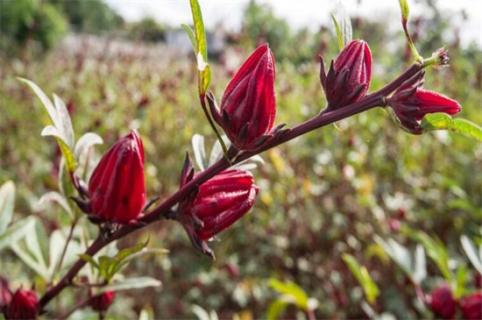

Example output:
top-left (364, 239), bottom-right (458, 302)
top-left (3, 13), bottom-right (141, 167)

top-left (210, 44), bottom-right (276, 150)
top-left (4, 289), bottom-right (39, 320)
top-left (321, 40), bottom-right (372, 110)
top-left (460, 292), bottom-right (482, 320)
top-left (88, 130), bottom-right (146, 224)
top-left (0, 277), bottom-right (12, 308)
top-left (180, 169), bottom-right (259, 257)
top-left (89, 291), bottom-right (116, 312)
top-left (387, 71), bottom-right (461, 134)
top-left (427, 284), bottom-right (457, 319)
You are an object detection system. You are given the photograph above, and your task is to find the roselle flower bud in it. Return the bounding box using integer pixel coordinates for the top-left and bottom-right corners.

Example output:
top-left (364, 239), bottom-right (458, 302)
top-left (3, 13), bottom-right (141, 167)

top-left (4, 289), bottom-right (39, 320)
top-left (179, 169), bottom-right (259, 257)
top-left (320, 40), bottom-right (372, 110)
top-left (0, 277), bottom-right (12, 309)
top-left (88, 130), bottom-right (146, 224)
top-left (387, 71), bottom-right (461, 134)
top-left (427, 284), bottom-right (457, 319)
top-left (89, 291), bottom-right (116, 312)
top-left (209, 44), bottom-right (276, 150)
top-left (460, 292), bottom-right (482, 320)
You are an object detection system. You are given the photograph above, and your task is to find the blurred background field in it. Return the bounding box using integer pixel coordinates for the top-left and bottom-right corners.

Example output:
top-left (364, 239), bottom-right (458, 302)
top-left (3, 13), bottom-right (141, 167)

top-left (0, 0), bottom-right (481, 319)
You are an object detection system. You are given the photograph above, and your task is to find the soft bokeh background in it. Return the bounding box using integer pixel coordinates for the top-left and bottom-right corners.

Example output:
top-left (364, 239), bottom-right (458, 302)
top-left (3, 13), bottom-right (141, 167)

top-left (0, 0), bottom-right (481, 319)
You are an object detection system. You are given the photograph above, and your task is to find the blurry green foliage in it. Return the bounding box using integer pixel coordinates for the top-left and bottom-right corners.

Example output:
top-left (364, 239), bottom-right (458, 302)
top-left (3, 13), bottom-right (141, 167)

top-left (127, 18), bottom-right (166, 42)
top-left (48, 0), bottom-right (123, 34)
top-left (0, 0), bottom-right (67, 54)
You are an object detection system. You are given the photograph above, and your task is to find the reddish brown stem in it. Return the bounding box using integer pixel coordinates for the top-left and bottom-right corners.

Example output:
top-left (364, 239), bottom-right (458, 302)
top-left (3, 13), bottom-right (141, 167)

top-left (39, 62), bottom-right (424, 312)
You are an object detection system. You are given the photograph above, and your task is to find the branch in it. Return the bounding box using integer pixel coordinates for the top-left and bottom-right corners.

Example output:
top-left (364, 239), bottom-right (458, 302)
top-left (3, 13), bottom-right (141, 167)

top-left (39, 62), bottom-right (424, 312)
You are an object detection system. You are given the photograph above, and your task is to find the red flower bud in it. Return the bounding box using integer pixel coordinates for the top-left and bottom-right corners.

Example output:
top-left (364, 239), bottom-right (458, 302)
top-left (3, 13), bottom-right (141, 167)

top-left (88, 130), bottom-right (146, 224)
top-left (387, 71), bottom-right (461, 134)
top-left (460, 292), bottom-right (482, 320)
top-left (427, 284), bottom-right (457, 319)
top-left (0, 277), bottom-right (12, 309)
top-left (89, 291), bottom-right (116, 312)
top-left (210, 44), bottom-right (276, 150)
top-left (4, 289), bottom-right (39, 320)
top-left (321, 40), bottom-right (372, 110)
top-left (180, 169), bottom-right (259, 257)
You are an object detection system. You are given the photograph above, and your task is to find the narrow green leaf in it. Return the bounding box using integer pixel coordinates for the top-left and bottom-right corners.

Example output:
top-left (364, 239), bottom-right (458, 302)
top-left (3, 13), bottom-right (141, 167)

top-left (79, 253), bottom-right (99, 269)
top-left (268, 278), bottom-right (310, 310)
top-left (413, 232), bottom-right (451, 280)
top-left (331, 14), bottom-right (344, 50)
top-left (0, 181), bottom-right (15, 234)
top-left (57, 138), bottom-right (77, 173)
top-left (181, 24), bottom-right (197, 51)
top-left (11, 242), bottom-right (50, 279)
top-left (189, 0), bottom-right (207, 60)
top-left (98, 277), bottom-right (161, 293)
top-left (0, 217), bottom-right (36, 251)
top-left (454, 265), bottom-right (468, 299)
top-left (399, 0), bottom-right (410, 21)
top-left (342, 254), bottom-right (380, 304)
top-left (38, 191), bottom-right (73, 219)
top-left (267, 299), bottom-right (289, 320)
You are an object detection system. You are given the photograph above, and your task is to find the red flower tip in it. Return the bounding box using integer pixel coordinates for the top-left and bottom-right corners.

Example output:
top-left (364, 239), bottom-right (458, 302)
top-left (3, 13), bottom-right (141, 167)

top-left (0, 277), bottom-right (12, 309)
top-left (322, 40), bottom-right (372, 110)
top-left (4, 289), bottom-right (39, 320)
top-left (388, 73), bottom-right (462, 134)
top-left (89, 291), bottom-right (116, 312)
top-left (427, 284), bottom-right (457, 319)
top-left (211, 44), bottom-right (276, 150)
top-left (88, 130), bottom-right (146, 224)
top-left (459, 292), bottom-right (482, 320)
top-left (179, 169), bottom-right (259, 257)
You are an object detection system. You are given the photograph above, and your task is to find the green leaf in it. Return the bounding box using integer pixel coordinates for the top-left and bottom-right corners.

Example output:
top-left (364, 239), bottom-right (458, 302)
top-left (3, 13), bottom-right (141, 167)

top-left (98, 277), bottom-right (161, 293)
top-left (0, 217), bottom-right (36, 251)
top-left (0, 181), bottom-right (15, 234)
top-left (267, 299), bottom-right (289, 320)
top-left (181, 24), bottom-right (197, 51)
top-left (268, 278), bottom-right (312, 311)
top-left (79, 253), bottom-right (99, 269)
top-left (461, 235), bottom-right (482, 274)
top-left (188, 0), bottom-right (211, 93)
top-left (421, 113), bottom-right (482, 142)
top-left (413, 232), bottom-right (451, 280)
top-left (331, 8), bottom-right (352, 50)
top-left (454, 265), bottom-right (468, 299)
top-left (399, 0), bottom-right (410, 21)
top-left (11, 242), bottom-right (49, 279)
top-left (192, 134), bottom-right (207, 170)
top-left (342, 254), bottom-right (380, 304)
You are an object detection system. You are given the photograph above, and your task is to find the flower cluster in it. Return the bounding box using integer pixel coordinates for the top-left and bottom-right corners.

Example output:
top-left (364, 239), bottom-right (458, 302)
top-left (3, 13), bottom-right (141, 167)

top-left (427, 283), bottom-right (482, 319)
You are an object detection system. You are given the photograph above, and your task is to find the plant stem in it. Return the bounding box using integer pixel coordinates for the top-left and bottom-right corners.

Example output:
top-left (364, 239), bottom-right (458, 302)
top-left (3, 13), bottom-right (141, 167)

top-left (39, 62), bottom-right (423, 311)
top-left (199, 93), bottom-right (229, 158)
top-left (53, 218), bottom-right (79, 281)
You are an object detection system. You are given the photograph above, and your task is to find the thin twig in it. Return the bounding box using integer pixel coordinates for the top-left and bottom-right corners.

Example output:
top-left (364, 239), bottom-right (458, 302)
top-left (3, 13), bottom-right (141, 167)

top-left (53, 218), bottom-right (79, 281)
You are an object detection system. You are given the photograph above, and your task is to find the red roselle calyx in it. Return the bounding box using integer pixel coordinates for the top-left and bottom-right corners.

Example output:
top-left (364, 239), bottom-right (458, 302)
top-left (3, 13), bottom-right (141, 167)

top-left (387, 71), bottom-right (462, 134)
top-left (459, 292), bottom-right (482, 320)
top-left (209, 44), bottom-right (276, 151)
top-left (179, 165), bottom-right (259, 257)
top-left (0, 277), bottom-right (12, 309)
top-left (4, 289), bottom-right (39, 320)
top-left (89, 291), bottom-right (116, 312)
top-left (427, 284), bottom-right (457, 319)
top-left (320, 40), bottom-right (372, 110)
top-left (88, 130), bottom-right (146, 224)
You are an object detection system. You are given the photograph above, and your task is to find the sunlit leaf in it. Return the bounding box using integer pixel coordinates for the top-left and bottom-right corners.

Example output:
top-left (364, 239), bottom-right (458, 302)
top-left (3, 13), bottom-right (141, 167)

top-left (331, 6), bottom-right (352, 50)
top-left (268, 278), bottom-right (313, 311)
top-left (454, 265), bottom-right (468, 299)
top-left (342, 254), bottom-right (380, 304)
top-left (74, 132), bottom-right (103, 159)
top-left (0, 181), bottom-right (15, 234)
top-left (188, 0), bottom-right (211, 93)
top-left (421, 113), bottom-right (482, 142)
top-left (192, 134), bottom-right (207, 170)
top-left (267, 299), bottom-right (289, 320)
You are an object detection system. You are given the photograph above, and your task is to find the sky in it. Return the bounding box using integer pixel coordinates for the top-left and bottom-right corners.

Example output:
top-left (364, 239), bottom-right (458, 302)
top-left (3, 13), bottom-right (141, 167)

top-left (105, 0), bottom-right (482, 47)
